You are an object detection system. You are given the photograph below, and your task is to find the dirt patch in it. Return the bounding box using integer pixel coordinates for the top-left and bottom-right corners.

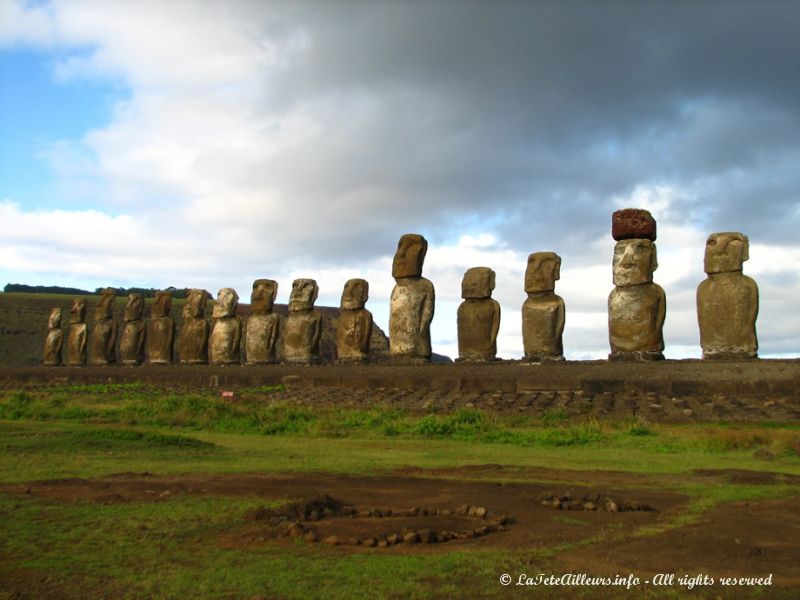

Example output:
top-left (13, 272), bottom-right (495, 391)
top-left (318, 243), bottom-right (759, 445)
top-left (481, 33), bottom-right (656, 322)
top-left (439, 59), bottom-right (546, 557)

top-left (3, 467), bottom-right (800, 589)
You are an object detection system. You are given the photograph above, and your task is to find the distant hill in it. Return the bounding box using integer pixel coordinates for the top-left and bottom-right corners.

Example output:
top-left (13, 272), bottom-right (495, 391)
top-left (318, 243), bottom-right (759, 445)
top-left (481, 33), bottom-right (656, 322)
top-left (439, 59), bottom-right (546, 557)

top-left (0, 292), bottom-right (395, 367)
top-left (3, 284), bottom-right (195, 299)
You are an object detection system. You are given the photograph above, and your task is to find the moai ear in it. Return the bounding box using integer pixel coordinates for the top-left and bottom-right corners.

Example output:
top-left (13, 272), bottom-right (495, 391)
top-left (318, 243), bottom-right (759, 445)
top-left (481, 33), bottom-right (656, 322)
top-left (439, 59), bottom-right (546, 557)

top-left (651, 243), bottom-right (659, 272)
top-left (741, 234), bottom-right (750, 262)
top-left (311, 282), bottom-right (319, 304)
top-left (554, 255), bottom-right (562, 281)
top-left (489, 269), bottom-right (496, 291)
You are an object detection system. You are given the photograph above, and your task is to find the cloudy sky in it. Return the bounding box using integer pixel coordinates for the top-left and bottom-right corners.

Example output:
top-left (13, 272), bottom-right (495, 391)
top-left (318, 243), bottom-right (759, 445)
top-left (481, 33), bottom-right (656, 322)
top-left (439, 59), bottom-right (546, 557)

top-left (1, 0), bottom-right (799, 360)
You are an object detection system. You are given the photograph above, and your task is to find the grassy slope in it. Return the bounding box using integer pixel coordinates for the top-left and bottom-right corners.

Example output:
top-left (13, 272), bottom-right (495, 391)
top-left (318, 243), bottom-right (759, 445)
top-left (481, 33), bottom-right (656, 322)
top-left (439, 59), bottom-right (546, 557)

top-left (0, 385), bottom-right (798, 599)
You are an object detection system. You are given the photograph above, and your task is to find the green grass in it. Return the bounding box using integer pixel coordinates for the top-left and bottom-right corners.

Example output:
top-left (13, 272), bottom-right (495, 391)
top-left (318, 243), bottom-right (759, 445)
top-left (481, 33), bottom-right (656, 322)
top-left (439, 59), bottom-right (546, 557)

top-left (0, 386), bottom-right (799, 599)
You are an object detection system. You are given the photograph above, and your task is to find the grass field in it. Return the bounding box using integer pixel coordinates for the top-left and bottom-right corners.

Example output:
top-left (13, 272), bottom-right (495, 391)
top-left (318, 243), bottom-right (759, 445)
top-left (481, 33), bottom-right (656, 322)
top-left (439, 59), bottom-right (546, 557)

top-left (1, 384), bottom-right (798, 599)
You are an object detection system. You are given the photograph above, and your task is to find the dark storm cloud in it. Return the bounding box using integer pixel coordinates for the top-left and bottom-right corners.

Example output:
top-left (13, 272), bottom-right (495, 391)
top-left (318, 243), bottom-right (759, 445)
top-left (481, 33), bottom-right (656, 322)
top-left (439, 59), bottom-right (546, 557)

top-left (239, 0), bottom-right (800, 263)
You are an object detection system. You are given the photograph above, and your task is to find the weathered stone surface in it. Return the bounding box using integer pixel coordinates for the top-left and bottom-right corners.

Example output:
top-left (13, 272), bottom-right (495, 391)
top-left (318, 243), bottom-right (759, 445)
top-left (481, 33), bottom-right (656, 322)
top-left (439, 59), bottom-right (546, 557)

top-left (336, 278), bottom-right (372, 363)
top-left (43, 307), bottom-right (63, 366)
top-left (609, 239), bottom-right (665, 360)
top-left (697, 232), bottom-right (758, 359)
top-left (522, 253), bottom-right (565, 361)
top-left (209, 288), bottom-right (241, 365)
top-left (120, 293), bottom-right (145, 366)
top-left (612, 208), bottom-right (657, 241)
top-left (178, 289), bottom-right (209, 364)
top-left (283, 279), bottom-right (322, 364)
top-left (389, 234), bottom-right (435, 362)
top-left (146, 291), bottom-right (174, 364)
top-left (457, 267), bottom-right (500, 361)
top-left (246, 279), bottom-right (279, 364)
top-left (66, 299), bottom-right (87, 366)
top-left (89, 288), bottom-right (116, 366)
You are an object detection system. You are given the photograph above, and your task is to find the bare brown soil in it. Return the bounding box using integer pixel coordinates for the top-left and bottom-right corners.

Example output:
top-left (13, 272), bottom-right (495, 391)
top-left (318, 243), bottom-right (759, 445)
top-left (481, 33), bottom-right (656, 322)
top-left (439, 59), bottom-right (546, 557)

top-left (3, 466), bottom-right (799, 591)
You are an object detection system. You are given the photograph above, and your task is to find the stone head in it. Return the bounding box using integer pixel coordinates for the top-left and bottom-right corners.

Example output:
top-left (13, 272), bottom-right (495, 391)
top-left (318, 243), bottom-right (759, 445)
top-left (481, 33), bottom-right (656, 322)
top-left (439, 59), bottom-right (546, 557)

top-left (613, 239), bottom-right (657, 286)
top-left (251, 279), bottom-right (278, 314)
top-left (461, 267), bottom-right (495, 299)
top-left (95, 288), bottom-right (116, 320)
top-left (289, 279), bottom-right (318, 312)
top-left (69, 298), bottom-right (87, 324)
top-left (182, 289), bottom-right (208, 319)
top-left (341, 278), bottom-right (369, 310)
top-left (124, 293), bottom-right (144, 321)
top-left (525, 252), bottom-right (561, 293)
top-left (704, 232), bottom-right (749, 274)
top-left (392, 233), bottom-right (428, 279)
top-left (152, 291), bottom-right (172, 318)
top-left (212, 288), bottom-right (239, 319)
top-left (48, 307), bottom-right (62, 329)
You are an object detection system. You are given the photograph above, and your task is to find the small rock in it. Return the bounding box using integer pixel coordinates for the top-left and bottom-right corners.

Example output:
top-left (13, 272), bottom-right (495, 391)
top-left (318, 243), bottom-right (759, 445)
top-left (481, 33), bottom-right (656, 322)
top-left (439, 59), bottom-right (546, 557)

top-left (583, 502), bottom-right (597, 511)
top-left (387, 534), bottom-right (400, 545)
top-left (604, 499), bottom-right (619, 513)
top-left (439, 508), bottom-right (451, 517)
top-left (474, 526), bottom-right (488, 536)
top-left (682, 409), bottom-right (694, 417)
top-left (303, 531), bottom-right (319, 543)
top-left (321, 508), bottom-right (334, 517)
top-left (403, 532), bottom-right (419, 544)
top-left (362, 538), bottom-right (376, 547)
top-left (308, 510), bottom-right (320, 521)
top-left (474, 507), bottom-right (487, 518)
top-left (456, 504), bottom-right (469, 515)
top-left (377, 539), bottom-right (388, 548)
top-left (467, 506), bottom-right (477, 516)
top-left (323, 536), bottom-right (339, 546)
top-left (418, 529), bottom-right (433, 544)
top-left (287, 523), bottom-right (304, 538)
top-left (158, 490), bottom-right (171, 499)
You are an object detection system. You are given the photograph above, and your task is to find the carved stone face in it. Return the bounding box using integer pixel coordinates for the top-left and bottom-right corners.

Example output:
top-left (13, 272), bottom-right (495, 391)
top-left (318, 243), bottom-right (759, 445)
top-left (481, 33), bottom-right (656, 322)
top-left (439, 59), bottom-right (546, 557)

top-left (613, 239), bottom-right (657, 287)
top-left (124, 293), bottom-right (144, 321)
top-left (212, 288), bottom-right (238, 318)
top-left (151, 291), bottom-right (172, 318)
top-left (182, 289), bottom-right (208, 319)
top-left (251, 279), bottom-right (278, 313)
top-left (289, 279), bottom-right (318, 312)
top-left (69, 299), bottom-right (87, 324)
top-left (704, 232), bottom-right (749, 274)
top-left (341, 278), bottom-right (368, 310)
top-left (392, 233), bottom-right (428, 279)
top-left (48, 307), bottom-right (62, 329)
top-left (461, 267), bottom-right (495, 299)
top-left (95, 288), bottom-right (116, 320)
top-left (525, 252), bottom-right (561, 293)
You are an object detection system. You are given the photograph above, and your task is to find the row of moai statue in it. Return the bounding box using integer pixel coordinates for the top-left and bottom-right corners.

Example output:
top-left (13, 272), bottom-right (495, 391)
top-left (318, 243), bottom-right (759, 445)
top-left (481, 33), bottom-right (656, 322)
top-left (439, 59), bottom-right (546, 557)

top-left (43, 276), bottom-right (375, 366)
top-left (43, 210), bottom-right (759, 366)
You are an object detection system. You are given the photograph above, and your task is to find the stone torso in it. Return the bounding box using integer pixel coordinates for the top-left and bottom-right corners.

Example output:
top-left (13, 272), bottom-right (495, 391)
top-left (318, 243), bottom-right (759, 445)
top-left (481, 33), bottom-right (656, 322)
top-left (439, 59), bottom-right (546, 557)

top-left (43, 329), bottom-right (63, 366)
top-left (336, 309), bottom-right (373, 362)
top-left (246, 313), bottom-right (280, 364)
top-left (67, 323), bottom-right (88, 366)
top-left (120, 320), bottom-right (146, 365)
top-left (283, 311), bottom-right (322, 363)
top-left (457, 299), bottom-right (500, 361)
top-left (697, 273), bottom-right (758, 357)
top-left (146, 317), bottom-right (175, 364)
top-left (389, 278), bottom-right (434, 359)
top-left (209, 317), bottom-right (242, 365)
top-left (178, 318), bottom-right (209, 364)
top-left (608, 284), bottom-right (665, 355)
top-left (89, 320), bottom-right (116, 365)
top-left (522, 293), bottom-right (565, 360)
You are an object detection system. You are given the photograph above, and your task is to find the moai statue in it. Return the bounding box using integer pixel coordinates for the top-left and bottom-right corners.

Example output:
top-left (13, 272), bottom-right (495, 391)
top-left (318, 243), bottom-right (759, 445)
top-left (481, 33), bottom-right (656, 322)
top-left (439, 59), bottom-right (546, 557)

top-left (336, 278), bottom-right (373, 363)
top-left (522, 252), bottom-right (565, 362)
top-left (43, 307), bottom-right (63, 366)
top-left (209, 288), bottom-right (242, 365)
top-left (119, 293), bottom-right (146, 366)
top-left (245, 279), bottom-right (280, 364)
top-left (389, 233), bottom-right (435, 362)
top-left (283, 279), bottom-right (322, 364)
top-left (146, 291), bottom-right (175, 364)
top-left (457, 267), bottom-right (500, 361)
top-left (89, 288), bottom-right (117, 366)
top-left (66, 298), bottom-right (88, 366)
top-left (178, 289), bottom-right (210, 364)
top-left (608, 209), bottom-right (666, 361)
top-left (697, 232), bottom-right (758, 359)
